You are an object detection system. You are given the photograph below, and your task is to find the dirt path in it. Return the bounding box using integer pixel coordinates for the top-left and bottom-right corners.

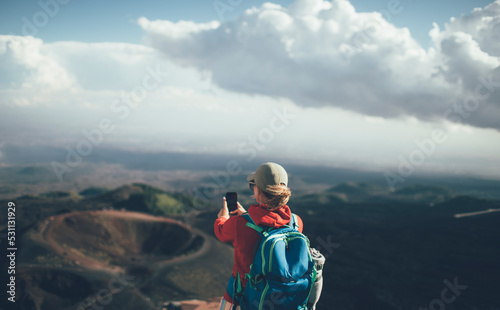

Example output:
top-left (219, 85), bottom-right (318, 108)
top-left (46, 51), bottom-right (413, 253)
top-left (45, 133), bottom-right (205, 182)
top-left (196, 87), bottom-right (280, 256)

top-left (454, 208), bottom-right (500, 218)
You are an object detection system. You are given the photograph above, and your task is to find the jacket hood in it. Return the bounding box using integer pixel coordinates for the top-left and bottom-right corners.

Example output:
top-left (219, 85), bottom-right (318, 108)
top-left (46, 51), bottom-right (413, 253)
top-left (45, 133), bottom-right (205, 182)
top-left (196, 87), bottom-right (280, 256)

top-left (248, 204), bottom-right (291, 227)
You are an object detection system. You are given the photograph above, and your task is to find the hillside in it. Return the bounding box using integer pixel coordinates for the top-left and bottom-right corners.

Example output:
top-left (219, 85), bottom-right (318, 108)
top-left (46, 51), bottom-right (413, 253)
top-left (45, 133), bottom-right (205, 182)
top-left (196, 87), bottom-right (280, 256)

top-left (0, 184), bottom-right (232, 310)
top-left (2, 182), bottom-right (500, 310)
top-left (321, 182), bottom-right (456, 204)
top-left (290, 193), bottom-right (500, 310)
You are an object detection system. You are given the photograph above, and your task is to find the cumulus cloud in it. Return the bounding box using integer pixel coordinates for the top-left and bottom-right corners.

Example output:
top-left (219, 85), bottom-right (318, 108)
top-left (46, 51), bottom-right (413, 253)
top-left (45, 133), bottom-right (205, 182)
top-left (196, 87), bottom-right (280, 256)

top-left (443, 1), bottom-right (500, 56)
top-left (0, 35), bottom-right (76, 92)
top-left (0, 35), bottom-right (165, 94)
top-left (0, 33), bottom-right (239, 148)
top-left (0, 35), bottom-right (205, 108)
top-left (139, 0), bottom-right (500, 130)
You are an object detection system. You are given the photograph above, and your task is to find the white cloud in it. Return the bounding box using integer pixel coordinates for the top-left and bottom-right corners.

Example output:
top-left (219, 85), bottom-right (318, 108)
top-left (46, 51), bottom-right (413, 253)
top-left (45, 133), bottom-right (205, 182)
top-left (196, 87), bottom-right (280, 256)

top-left (444, 1), bottom-right (500, 56)
top-left (1, 1), bottom-right (499, 178)
top-left (0, 35), bottom-right (216, 108)
top-left (0, 35), bottom-right (76, 92)
top-left (139, 0), bottom-right (500, 130)
top-left (44, 41), bottom-right (156, 91)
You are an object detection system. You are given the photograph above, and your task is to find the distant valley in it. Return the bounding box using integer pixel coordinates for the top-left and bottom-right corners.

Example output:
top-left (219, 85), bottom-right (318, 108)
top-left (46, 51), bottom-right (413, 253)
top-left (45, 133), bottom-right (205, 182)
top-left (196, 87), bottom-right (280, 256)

top-left (1, 146), bottom-right (499, 309)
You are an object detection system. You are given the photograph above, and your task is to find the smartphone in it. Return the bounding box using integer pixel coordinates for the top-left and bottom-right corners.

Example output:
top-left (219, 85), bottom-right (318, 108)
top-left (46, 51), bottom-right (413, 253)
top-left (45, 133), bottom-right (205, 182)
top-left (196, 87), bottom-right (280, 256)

top-left (226, 192), bottom-right (238, 213)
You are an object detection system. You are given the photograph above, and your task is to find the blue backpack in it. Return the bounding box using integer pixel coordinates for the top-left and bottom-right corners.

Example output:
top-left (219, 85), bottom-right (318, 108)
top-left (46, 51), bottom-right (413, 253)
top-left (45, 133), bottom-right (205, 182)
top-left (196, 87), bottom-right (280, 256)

top-left (227, 213), bottom-right (317, 310)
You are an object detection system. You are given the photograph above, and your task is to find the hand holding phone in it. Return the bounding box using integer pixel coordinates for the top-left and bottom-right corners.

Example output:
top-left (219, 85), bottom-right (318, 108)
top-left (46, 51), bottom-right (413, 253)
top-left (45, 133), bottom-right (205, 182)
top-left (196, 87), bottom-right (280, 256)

top-left (225, 192), bottom-right (238, 214)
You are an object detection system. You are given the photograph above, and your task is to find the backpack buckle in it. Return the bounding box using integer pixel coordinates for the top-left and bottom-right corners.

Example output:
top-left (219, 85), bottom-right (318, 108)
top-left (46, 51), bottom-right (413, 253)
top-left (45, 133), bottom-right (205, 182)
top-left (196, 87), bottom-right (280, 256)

top-left (250, 274), bottom-right (265, 288)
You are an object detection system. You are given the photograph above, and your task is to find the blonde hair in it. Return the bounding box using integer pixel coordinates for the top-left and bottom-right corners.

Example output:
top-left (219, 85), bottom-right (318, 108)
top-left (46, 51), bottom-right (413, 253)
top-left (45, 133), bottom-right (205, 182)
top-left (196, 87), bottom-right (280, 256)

top-left (255, 184), bottom-right (291, 211)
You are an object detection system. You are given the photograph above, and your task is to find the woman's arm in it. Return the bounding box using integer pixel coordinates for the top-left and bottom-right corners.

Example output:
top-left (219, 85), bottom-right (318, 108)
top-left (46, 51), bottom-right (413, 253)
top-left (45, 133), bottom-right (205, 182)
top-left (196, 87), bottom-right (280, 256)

top-left (214, 197), bottom-right (245, 243)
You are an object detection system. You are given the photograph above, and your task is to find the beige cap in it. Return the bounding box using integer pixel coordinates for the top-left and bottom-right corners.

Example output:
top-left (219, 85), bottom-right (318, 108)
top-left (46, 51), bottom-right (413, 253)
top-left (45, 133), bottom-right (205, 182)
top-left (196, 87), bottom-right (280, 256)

top-left (247, 162), bottom-right (288, 190)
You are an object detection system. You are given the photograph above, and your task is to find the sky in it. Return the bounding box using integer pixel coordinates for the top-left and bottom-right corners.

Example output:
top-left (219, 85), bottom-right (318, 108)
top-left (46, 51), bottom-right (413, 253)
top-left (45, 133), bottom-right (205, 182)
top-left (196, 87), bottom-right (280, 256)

top-left (0, 0), bottom-right (500, 184)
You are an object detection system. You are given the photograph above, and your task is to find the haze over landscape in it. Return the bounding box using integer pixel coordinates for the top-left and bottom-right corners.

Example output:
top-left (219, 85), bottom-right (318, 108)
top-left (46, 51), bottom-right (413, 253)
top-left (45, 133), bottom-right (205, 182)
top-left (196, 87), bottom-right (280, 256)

top-left (1, 0), bottom-right (500, 310)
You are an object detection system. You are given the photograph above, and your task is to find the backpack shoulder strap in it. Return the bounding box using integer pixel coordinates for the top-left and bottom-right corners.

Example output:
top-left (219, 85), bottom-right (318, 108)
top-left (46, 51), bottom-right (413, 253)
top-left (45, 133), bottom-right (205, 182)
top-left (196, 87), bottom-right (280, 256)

top-left (242, 213), bottom-right (268, 237)
top-left (290, 213), bottom-right (299, 231)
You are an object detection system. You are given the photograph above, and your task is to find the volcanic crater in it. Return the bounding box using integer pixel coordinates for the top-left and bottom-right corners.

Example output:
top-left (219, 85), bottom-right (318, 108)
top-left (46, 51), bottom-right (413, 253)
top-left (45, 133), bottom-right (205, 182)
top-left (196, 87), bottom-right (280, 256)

top-left (39, 210), bottom-right (205, 270)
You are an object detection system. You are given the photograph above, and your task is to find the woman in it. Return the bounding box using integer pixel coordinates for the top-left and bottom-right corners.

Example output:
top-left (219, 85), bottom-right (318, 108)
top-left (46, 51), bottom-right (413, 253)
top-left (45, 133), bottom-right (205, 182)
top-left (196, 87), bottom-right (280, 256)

top-left (214, 162), bottom-right (304, 309)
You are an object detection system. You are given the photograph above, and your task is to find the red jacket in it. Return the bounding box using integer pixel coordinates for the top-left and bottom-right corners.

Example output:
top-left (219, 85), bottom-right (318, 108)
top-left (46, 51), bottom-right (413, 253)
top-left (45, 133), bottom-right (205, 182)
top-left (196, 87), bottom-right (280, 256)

top-left (214, 204), bottom-right (304, 303)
